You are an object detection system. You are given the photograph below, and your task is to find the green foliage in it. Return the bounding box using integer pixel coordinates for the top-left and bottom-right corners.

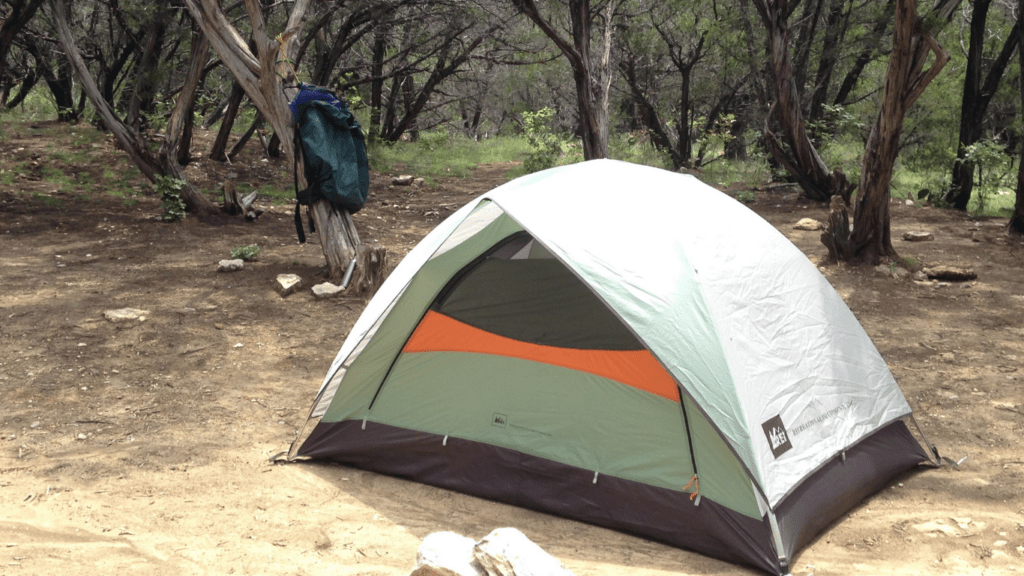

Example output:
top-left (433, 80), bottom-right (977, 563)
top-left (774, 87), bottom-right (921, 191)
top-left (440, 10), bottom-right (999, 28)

top-left (735, 190), bottom-right (756, 204)
top-left (962, 140), bottom-right (1014, 216)
top-left (230, 244), bottom-right (261, 261)
top-left (368, 131), bottom-right (532, 178)
top-left (609, 131), bottom-right (671, 170)
top-left (154, 175), bottom-right (187, 222)
top-left (521, 108), bottom-right (568, 174)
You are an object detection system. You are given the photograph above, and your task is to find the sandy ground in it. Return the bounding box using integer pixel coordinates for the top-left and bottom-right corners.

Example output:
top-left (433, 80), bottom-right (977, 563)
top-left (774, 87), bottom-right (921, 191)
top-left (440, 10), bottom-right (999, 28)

top-left (1, 123), bottom-right (1024, 576)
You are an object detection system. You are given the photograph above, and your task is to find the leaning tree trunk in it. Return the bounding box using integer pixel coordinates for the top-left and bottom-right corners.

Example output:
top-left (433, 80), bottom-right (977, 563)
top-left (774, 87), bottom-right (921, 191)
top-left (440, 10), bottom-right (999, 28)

top-left (752, 0), bottom-right (853, 203)
top-left (185, 0), bottom-right (363, 280)
top-left (823, 0), bottom-right (960, 264)
top-left (51, 0), bottom-right (216, 214)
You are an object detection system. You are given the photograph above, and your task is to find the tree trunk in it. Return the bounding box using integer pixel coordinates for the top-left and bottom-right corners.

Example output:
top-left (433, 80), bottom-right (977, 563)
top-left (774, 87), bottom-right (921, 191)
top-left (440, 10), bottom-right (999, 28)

top-left (825, 0), bottom-right (960, 264)
top-left (209, 82), bottom-right (244, 161)
top-left (0, 0), bottom-right (44, 80)
top-left (1012, 0), bottom-right (1024, 235)
top-left (185, 0), bottom-right (362, 280)
top-left (945, 1), bottom-right (1022, 210)
top-left (752, 0), bottom-right (843, 202)
top-left (513, 0), bottom-right (614, 160)
top-left (160, 31), bottom-right (213, 204)
top-left (52, 0), bottom-right (216, 214)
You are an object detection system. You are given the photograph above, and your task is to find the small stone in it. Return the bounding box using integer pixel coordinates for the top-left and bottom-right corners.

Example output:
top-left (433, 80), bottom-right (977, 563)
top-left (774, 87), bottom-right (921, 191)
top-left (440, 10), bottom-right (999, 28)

top-left (312, 282), bottom-right (344, 299)
top-left (874, 265), bottom-right (893, 278)
top-left (77, 434), bottom-right (87, 440)
top-left (392, 174), bottom-right (415, 186)
top-left (793, 218), bottom-right (822, 231)
top-left (903, 231), bottom-right (934, 242)
top-left (276, 274), bottom-right (302, 297)
top-left (104, 308), bottom-right (149, 323)
top-left (413, 177), bottom-right (425, 187)
top-left (218, 259), bottom-right (244, 272)
top-left (892, 267), bottom-right (910, 280)
top-left (912, 271), bottom-right (928, 282)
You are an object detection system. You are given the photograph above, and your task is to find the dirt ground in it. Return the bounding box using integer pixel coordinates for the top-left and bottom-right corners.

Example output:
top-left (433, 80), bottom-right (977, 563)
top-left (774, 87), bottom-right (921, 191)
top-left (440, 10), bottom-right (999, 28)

top-left (1, 122), bottom-right (1023, 576)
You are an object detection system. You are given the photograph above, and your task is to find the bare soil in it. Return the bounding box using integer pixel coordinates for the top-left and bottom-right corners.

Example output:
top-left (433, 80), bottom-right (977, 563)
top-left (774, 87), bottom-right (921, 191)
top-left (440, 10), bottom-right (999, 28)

top-left (1, 123), bottom-right (1023, 576)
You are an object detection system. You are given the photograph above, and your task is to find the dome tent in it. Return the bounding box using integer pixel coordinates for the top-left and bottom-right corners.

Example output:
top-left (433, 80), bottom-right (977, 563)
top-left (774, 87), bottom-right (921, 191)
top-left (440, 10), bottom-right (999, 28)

top-left (288, 160), bottom-right (933, 574)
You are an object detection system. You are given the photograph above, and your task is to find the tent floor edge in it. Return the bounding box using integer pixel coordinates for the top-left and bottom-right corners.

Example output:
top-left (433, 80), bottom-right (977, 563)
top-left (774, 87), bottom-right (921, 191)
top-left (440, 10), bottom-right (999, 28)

top-left (297, 419), bottom-right (782, 575)
top-left (775, 419), bottom-right (931, 562)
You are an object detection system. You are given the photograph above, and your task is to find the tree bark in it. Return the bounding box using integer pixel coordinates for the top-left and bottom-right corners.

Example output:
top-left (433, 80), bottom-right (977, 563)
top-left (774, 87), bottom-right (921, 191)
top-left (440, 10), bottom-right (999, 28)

top-left (751, 0), bottom-right (848, 202)
top-left (1012, 0), bottom-right (1024, 235)
top-left (185, 0), bottom-right (361, 279)
top-left (826, 0), bottom-right (960, 264)
top-left (945, 1), bottom-right (1022, 210)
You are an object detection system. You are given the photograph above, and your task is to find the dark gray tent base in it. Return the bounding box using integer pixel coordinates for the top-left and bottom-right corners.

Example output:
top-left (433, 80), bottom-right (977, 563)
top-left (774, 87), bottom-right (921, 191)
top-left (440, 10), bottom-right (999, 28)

top-left (297, 419), bottom-right (929, 575)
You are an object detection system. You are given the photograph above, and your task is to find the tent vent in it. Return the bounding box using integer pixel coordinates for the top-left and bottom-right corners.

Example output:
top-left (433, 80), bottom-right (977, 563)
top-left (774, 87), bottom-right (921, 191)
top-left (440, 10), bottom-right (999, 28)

top-left (592, 472), bottom-right (599, 484)
top-left (443, 435), bottom-right (448, 446)
top-left (361, 419), bottom-right (366, 430)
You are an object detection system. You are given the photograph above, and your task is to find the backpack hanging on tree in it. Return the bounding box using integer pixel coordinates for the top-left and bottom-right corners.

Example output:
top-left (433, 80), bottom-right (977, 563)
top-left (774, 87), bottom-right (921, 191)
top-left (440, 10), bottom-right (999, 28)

top-left (290, 84), bottom-right (370, 243)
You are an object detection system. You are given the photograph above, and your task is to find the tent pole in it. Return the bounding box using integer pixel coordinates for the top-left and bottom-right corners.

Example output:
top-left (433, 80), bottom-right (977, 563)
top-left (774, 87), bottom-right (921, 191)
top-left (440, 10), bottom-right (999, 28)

top-left (766, 509), bottom-right (791, 575)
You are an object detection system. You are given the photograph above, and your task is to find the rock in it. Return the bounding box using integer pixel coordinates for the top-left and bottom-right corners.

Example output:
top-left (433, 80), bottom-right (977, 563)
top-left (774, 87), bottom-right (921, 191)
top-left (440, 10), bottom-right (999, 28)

top-left (413, 177), bottom-right (425, 187)
top-left (892, 267), bottom-right (910, 280)
top-left (912, 520), bottom-right (958, 537)
top-left (312, 282), bottom-right (344, 299)
top-left (912, 271), bottom-right (929, 282)
top-left (873, 265), bottom-right (893, 278)
top-left (393, 174), bottom-right (416, 186)
top-left (104, 308), bottom-right (149, 323)
top-left (923, 265), bottom-right (977, 282)
top-left (793, 218), bottom-right (822, 231)
top-left (902, 231), bottom-right (934, 242)
top-left (218, 259), bottom-right (244, 272)
top-left (473, 528), bottom-right (575, 576)
top-left (410, 532), bottom-right (483, 576)
top-left (276, 274), bottom-right (302, 297)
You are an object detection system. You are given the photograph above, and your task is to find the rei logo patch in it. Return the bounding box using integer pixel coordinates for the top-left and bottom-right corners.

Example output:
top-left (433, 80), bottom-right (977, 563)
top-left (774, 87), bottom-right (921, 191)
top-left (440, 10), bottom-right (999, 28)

top-left (492, 413), bottom-right (507, 428)
top-left (761, 415), bottom-right (792, 458)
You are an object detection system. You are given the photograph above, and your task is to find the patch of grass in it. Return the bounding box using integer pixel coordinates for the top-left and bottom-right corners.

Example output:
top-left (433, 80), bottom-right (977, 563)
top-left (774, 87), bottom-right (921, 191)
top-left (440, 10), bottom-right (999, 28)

top-left (31, 192), bottom-right (62, 206)
top-left (0, 171), bottom-right (14, 186)
top-left (609, 132), bottom-right (671, 170)
top-left (701, 157), bottom-right (772, 189)
top-left (369, 132), bottom-right (533, 179)
top-left (41, 166), bottom-right (73, 188)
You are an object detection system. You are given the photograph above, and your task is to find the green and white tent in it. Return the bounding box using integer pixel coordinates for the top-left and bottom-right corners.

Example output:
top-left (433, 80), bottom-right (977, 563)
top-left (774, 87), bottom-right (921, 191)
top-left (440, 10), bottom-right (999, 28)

top-left (290, 160), bottom-right (933, 574)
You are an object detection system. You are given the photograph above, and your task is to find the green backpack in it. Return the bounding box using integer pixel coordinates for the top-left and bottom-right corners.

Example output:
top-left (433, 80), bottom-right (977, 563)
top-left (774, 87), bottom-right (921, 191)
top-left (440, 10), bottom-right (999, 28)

top-left (290, 85), bottom-right (369, 243)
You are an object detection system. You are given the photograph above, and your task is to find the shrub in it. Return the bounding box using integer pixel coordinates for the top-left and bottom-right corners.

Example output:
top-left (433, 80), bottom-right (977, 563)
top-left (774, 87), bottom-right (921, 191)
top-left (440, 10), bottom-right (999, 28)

top-left (154, 175), bottom-right (187, 222)
top-left (230, 244), bottom-right (261, 261)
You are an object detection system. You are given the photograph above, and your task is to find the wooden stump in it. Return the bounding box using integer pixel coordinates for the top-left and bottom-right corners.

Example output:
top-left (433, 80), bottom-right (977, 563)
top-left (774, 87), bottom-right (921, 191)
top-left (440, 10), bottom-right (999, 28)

top-left (222, 181), bottom-right (262, 220)
top-left (349, 244), bottom-right (388, 297)
top-left (820, 195), bottom-right (851, 262)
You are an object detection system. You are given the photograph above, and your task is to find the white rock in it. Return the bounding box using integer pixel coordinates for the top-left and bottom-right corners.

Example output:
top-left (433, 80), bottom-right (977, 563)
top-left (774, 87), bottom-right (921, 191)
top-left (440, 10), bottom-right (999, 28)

top-left (393, 174), bottom-right (416, 186)
top-left (218, 259), bottom-right (244, 272)
top-left (473, 528), bottom-right (575, 576)
top-left (276, 274), bottom-right (303, 297)
top-left (793, 218), bottom-right (822, 231)
top-left (104, 308), bottom-right (149, 323)
top-left (873, 265), bottom-right (893, 278)
top-left (312, 282), bottom-right (344, 299)
top-left (903, 231), bottom-right (934, 242)
top-left (410, 532), bottom-right (483, 576)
